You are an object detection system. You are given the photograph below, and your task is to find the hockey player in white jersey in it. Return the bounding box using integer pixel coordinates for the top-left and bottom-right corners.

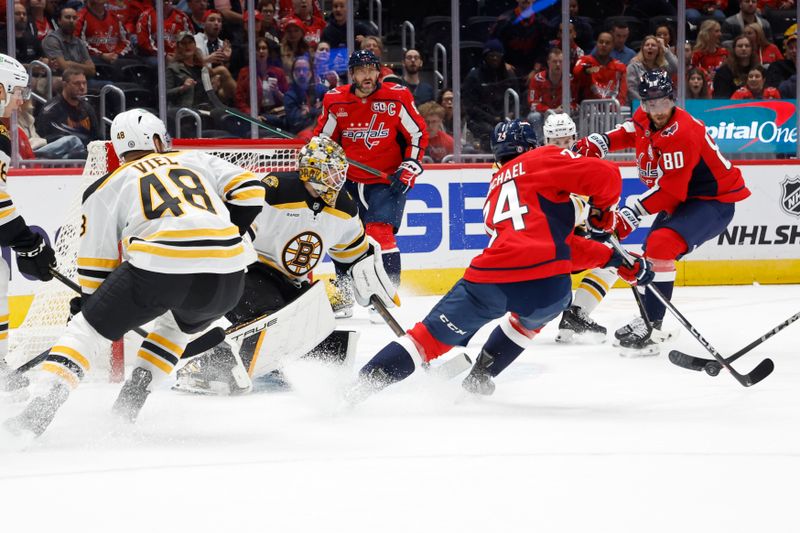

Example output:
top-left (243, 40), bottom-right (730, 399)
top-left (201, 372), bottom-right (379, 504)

top-left (173, 135), bottom-right (398, 396)
top-left (0, 54), bottom-right (57, 393)
top-left (3, 109), bottom-right (265, 438)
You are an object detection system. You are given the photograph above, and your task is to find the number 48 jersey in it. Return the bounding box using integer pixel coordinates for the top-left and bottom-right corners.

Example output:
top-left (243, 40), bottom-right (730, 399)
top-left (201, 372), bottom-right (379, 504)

top-left (606, 106), bottom-right (750, 215)
top-left (78, 150), bottom-right (264, 294)
top-left (464, 145), bottom-right (622, 284)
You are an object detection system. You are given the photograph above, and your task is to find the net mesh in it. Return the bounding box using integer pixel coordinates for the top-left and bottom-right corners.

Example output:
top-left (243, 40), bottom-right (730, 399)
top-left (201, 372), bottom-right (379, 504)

top-left (9, 138), bottom-right (303, 377)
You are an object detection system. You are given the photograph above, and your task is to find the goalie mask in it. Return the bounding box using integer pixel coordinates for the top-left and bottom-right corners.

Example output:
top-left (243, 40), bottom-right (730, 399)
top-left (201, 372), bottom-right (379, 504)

top-left (0, 54), bottom-right (31, 115)
top-left (298, 136), bottom-right (349, 207)
top-left (110, 108), bottom-right (170, 160)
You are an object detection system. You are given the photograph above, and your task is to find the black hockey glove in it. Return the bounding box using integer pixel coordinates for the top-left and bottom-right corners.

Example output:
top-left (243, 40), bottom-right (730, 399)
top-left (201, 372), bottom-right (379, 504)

top-left (69, 296), bottom-right (82, 318)
top-left (13, 232), bottom-right (56, 281)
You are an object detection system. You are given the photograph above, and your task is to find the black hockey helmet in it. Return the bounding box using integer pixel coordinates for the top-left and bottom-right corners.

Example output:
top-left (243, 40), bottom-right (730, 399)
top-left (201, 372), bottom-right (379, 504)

top-left (491, 120), bottom-right (538, 163)
top-left (348, 49), bottom-right (380, 71)
top-left (638, 69), bottom-right (674, 101)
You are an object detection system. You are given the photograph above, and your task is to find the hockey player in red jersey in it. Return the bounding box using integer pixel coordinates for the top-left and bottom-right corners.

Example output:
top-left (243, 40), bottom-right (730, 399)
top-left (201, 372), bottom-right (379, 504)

top-left (312, 49), bottom-right (428, 318)
top-left (346, 120), bottom-right (650, 400)
top-left (574, 70), bottom-right (751, 356)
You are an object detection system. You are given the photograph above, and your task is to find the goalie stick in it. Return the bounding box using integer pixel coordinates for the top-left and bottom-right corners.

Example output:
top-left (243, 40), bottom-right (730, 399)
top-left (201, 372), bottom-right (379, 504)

top-left (607, 237), bottom-right (774, 387)
top-left (669, 310), bottom-right (800, 376)
top-left (369, 296), bottom-right (473, 380)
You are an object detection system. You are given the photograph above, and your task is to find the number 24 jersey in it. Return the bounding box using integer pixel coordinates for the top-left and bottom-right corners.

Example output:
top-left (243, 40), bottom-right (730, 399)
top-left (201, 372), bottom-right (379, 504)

top-left (465, 145), bottom-right (622, 284)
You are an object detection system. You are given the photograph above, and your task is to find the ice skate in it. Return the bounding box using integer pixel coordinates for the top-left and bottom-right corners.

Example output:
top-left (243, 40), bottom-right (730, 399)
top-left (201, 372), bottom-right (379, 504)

top-left (616, 318), bottom-right (661, 357)
top-left (461, 350), bottom-right (496, 396)
top-left (327, 280), bottom-right (354, 319)
top-left (112, 367), bottom-right (153, 422)
top-left (555, 306), bottom-right (607, 344)
top-left (173, 342), bottom-right (252, 396)
top-left (3, 382), bottom-right (70, 438)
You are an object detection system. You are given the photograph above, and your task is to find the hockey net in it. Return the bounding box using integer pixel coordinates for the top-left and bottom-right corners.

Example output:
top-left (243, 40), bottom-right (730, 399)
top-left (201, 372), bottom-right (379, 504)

top-left (10, 138), bottom-right (304, 381)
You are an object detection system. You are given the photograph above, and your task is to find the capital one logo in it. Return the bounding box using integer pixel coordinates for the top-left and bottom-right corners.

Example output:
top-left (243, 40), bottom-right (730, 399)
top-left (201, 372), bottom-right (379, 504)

top-left (342, 114), bottom-right (390, 149)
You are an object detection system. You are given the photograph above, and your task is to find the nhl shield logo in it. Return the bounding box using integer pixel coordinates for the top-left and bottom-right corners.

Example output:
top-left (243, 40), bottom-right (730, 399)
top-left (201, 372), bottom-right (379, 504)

top-left (780, 176), bottom-right (800, 217)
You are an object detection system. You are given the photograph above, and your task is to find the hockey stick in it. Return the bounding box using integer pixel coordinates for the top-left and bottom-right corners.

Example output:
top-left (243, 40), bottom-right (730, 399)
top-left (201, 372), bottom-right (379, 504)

top-left (669, 310), bottom-right (800, 376)
top-left (369, 296), bottom-right (473, 380)
top-left (48, 268), bottom-right (149, 338)
top-left (607, 237), bottom-right (774, 387)
top-left (12, 269), bottom-right (151, 375)
top-left (223, 108), bottom-right (385, 178)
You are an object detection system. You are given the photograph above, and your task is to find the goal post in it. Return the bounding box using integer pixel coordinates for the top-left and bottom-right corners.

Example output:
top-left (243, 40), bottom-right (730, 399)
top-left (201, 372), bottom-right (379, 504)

top-left (10, 137), bottom-right (304, 381)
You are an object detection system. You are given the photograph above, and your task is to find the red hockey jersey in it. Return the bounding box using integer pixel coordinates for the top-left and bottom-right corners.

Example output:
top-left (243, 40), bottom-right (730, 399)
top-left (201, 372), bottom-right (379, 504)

top-left (75, 6), bottom-right (132, 56)
top-left (135, 7), bottom-right (192, 56)
top-left (573, 54), bottom-right (628, 105)
top-left (464, 145), bottom-right (622, 284)
top-left (313, 82), bottom-right (428, 184)
top-left (606, 106), bottom-right (751, 215)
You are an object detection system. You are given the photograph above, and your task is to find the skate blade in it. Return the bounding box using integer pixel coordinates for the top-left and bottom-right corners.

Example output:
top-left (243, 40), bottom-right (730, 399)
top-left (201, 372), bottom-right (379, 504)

top-left (556, 329), bottom-right (607, 345)
top-left (619, 345), bottom-right (661, 358)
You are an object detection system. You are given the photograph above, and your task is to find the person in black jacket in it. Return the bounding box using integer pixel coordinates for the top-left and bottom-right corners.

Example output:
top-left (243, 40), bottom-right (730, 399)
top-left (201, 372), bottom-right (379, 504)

top-left (462, 40), bottom-right (520, 152)
top-left (34, 68), bottom-right (100, 157)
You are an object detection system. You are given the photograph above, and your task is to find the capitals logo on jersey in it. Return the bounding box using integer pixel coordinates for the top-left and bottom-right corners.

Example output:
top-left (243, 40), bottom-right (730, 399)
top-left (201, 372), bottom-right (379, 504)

top-left (660, 122), bottom-right (679, 137)
top-left (341, 114), bottom-right (391, 150)
top-left (636, 144), bottom-right (663, 186)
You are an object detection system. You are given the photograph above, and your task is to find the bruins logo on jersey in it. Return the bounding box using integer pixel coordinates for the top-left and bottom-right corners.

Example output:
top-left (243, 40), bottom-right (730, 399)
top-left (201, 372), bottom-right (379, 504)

top-left (282, 231), bottom-right (323, 275)
top-left (263, 175), bottom-right (279, 188)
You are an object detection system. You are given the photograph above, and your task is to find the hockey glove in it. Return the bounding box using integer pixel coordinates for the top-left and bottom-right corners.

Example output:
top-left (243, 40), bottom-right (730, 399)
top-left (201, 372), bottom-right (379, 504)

top-left (69, 296), bottom-right (82, 319)
top-left (618, 253), bottom-right (655, 286)
top-left (13, 232), bottom-right (56, 281)
top-left (586, 206), bottom-right (640, 241)
top-left (350, 239), bottom-right (400, 309)
top-left (573, 133), bottom-right (609, 158)
top-left (389, 159), bottom-right (423, 194)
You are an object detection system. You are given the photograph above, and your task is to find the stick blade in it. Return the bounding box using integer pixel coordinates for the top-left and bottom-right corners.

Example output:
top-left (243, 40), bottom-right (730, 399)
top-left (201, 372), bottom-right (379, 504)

top-left (742, 358), bottom-right (774, 387)
top-left (668, 350), bottom-right (708, 372)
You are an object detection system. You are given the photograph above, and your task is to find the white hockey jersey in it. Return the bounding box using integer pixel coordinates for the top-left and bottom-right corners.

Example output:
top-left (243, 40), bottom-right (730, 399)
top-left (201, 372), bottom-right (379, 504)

top-left (0, 124), bottom-right (22, 241)
top-left (78, 150), bottom-right (264, 293)
top-left (251, 172), bottom-right (368, 283)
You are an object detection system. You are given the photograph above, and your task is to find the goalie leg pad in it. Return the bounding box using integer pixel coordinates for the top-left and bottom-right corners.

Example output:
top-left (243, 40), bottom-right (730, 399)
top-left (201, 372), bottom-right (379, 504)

top-left (241, 281), bottom-right (336, 378)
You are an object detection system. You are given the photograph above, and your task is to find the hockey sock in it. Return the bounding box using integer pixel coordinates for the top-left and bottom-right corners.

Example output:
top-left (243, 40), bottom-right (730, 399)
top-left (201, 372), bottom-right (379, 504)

top-left (572, 267), bottom-right (619, 315)
top-left (359, 340), bottom-right (416, 384)
top-left (643, 279), bottom-right (674, 324)
top-left (480, 315), bottom-right (540, 377)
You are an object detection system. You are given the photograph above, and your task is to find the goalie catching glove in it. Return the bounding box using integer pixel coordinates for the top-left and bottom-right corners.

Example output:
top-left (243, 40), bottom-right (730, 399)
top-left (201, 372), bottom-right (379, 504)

top-left (573, 133), bottom-right (609, 159)
top-left (350, 238), bottom-right (400, 308)
top-left (389, 158), bottom-right (423, 194)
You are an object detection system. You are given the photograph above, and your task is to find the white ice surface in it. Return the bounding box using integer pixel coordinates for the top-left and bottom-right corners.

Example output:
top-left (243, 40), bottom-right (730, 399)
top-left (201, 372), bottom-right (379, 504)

top-left (1, 284), bottom-right (799, 533)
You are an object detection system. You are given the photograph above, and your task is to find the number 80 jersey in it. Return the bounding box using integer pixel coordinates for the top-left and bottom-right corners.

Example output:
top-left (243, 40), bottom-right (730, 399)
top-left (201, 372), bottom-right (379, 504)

top-left (78, 150), bottom-right (263, 293)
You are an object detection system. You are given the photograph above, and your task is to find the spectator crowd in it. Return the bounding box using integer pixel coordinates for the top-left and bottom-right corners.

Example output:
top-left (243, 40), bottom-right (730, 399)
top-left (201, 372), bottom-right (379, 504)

top-left (0, 0), bottom-right (797, 159)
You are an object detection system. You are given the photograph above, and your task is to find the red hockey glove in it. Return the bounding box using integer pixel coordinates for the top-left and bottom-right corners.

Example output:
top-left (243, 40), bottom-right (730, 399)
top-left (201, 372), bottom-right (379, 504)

top-left (618, 253), bottom-right (655, 286)
top-left (586, 206), bottom-right (640, 241)
top-left (389, 159), bottom-right (423, 194)
top-left (572, 133), bottom-right (609, 158)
